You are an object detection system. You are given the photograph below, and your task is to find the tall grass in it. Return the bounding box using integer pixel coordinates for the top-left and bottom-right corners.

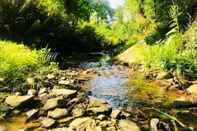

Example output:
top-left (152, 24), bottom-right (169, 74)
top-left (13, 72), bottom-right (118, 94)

top-left (0, 40), bottom-right (48, 79)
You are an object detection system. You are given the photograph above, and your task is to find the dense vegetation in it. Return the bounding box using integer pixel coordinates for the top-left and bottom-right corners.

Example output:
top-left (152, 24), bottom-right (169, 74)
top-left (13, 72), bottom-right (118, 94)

top-left (0, 0), bottom-right (197, 83)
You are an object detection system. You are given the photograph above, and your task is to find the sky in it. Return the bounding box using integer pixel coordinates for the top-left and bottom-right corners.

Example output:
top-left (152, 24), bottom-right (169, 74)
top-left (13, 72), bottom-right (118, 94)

top-left (107, 0), bottom-right (124, 9)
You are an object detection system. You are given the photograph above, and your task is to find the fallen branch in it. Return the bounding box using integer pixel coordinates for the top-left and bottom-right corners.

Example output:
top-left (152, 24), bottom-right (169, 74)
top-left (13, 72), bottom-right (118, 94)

top-left (151, 108), bottom-right (186, 128)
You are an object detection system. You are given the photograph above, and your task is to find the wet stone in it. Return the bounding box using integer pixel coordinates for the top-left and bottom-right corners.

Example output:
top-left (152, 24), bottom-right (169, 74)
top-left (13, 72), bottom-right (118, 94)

top-left (51, 89), bottom-right (77, 98)
top-left (43, 97), bottom-right (65, 111)
top-left (41, 118), bottom-right (56, 128)
top-left (48, 108), bottom-right (68, 119)
top-left (5, 95), bottom-right (34, 108)
top-left (26, 109), bottom-right (39, 121)
top-left (118, 120), bottom-right (141, 131)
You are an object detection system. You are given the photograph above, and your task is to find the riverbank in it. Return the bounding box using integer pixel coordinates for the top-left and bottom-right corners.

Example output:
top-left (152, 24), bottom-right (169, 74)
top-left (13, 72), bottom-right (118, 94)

top-left (0, 60), bottom-right (197, 130)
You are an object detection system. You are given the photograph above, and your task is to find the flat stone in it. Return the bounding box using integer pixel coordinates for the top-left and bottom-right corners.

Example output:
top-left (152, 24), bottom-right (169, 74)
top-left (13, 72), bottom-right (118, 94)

top-left (72, 106), bottom-right (85, 117)
top-left (41, 118), bottom-right (56, 128)
top-left (118, 120), bottom-right (141, 131)
top-left (187, 84), bottom-right (197, 95)
top-left (26, 122), bottom-right (41, 129)
top-left (88, 98), bottom-right (111, 114)
top-left (49, 127), bottom-right (74, 131)
top-left (58, 117), bottom-right (74, 124)
top-left (58, 80), bottom-right (70, 85)
top-left (48, 108), bottom-right (68, 119)
top-left (69, 117), bottom-right (95, 129)
top-left (5, 95), bottom-right (34, 108)
top-left (51, 89), bottom-right (77, 97)
top-left (43, 97), bottom-right (64, 111)
top-left (26, 109), bottom-right (39, 121)
top-left (111, 109), bottom-right (121, 119)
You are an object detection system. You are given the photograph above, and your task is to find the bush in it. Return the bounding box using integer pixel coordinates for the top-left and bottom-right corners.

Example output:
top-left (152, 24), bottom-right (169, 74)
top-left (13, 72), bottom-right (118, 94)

top-left (0, 40), bottom-right (48, 84)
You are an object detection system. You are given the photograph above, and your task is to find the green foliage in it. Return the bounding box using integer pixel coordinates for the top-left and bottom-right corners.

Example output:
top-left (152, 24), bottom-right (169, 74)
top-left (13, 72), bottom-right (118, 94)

top-left (0, 40), bottom-right (48, 81)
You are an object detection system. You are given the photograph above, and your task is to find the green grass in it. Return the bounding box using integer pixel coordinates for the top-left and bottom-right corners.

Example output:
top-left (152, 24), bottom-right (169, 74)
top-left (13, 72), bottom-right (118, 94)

top-left (0, 40), bottom-right (49, 85)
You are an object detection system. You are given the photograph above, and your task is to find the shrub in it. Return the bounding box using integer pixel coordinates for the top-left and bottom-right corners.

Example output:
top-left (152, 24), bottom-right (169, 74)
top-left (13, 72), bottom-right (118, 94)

top-left (0, 40), bottom-right (48, 84)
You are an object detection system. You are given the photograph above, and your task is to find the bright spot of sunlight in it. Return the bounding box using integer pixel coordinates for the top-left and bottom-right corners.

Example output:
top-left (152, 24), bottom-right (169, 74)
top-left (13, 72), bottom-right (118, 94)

top-left (107, 0), bottom-right (124, 9)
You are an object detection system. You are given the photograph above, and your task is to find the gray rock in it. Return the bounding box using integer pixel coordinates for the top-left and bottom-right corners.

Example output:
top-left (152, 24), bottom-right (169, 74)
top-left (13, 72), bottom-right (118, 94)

top-left (88, 98), bottom-right (111, 114)
top-left (5, 95), bottom-right (34, 108)
top-left (48, 108), bottom-right (68, 119)
top-left (43, 97), bottom-right (64, 111)
top-left (41, 118), bottom-right (56, 128)
top-left (118, 120), bottom-right (141, 131)
top-left (51, 89), bottom-right (77, 98)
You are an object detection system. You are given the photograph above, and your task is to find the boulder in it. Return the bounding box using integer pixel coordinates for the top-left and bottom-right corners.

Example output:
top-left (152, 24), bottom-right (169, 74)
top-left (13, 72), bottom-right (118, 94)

top-left (51, 89), bottom-right (77, 98)
top-left (48, 108), bottom-right (68, 119)
top-left (43, 97), bottom-right (64, 111)
top-left (41, 118), bottom-right (56, 128)
top-left (187, 84), bottom-right (197, 95)
top-left (5, 95), bottom-right (34, 108)
top-left (118, 120), bottom-right (141, 131)
top-left (88, 98), bottom-right (111, 114)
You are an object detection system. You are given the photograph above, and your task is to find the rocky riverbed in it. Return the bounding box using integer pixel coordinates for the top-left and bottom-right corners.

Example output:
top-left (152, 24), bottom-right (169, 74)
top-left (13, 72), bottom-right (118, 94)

top-left (0, 60), bottom-right (197, 131)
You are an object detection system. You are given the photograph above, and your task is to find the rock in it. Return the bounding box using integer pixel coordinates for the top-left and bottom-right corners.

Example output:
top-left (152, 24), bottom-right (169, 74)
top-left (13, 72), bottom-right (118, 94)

top-left (47, 74), bottom-right (55, 79)
top-left (187, 84), bottom-right (197, 95)
top-left (88, 98), bottom-right (112, 114)
top-left (58, 80), bottom-right (70, 85)
top-left (111, 109), bottom-right (121, 119)
top-left (118, 120), bottom-right (141, 131)
top-left (97, 114), bottom-right (106, 120)
top-left (26, 122), bottom-right (41, 129)
top-left (39, 88), bottom-right (48, 95)
top-left (48, 108), bottom-right (68, 119)
top-left (43, 97), bottom-right (64, 111)
top-left (58, 117), bottom-right (74, 124)
top-left (5, 95), bottom-right (34, 108)
top-left (15, 92), bottom-right (22, 96)
top-left (49, 127), bottom-right (74, 131)
top-left (69, 117), bottom-right (98, 130)
top-left (26, 109), bottom-right (39, 121)
top-left (156, 71), bottom-right (171, 80)
top-left (27, 89), bottom-right (37, 96)
top-left (72, 106), bottom-right (85, 117)
top-left (173, 96), bottom-right (197, 108)
top-left (41, 118), bottom-right (56, 128)
top-left (51, 89), bottom-right (77, 98)
top-left (150, 118), bottom-right (159, 131)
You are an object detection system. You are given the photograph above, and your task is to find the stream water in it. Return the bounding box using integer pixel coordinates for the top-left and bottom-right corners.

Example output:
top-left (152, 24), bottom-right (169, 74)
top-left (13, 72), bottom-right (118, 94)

top-left (0, 53), bottom-right (196, 130)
